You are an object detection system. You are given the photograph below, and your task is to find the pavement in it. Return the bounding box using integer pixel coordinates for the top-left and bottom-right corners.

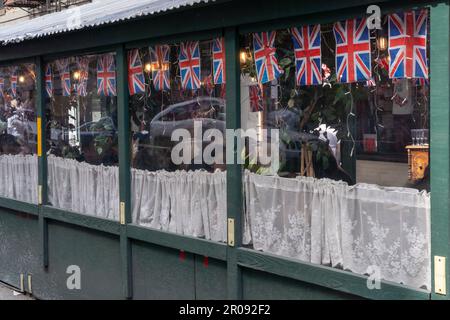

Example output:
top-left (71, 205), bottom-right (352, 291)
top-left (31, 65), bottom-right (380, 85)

top-left (0, 282), bottom-right (34, 300)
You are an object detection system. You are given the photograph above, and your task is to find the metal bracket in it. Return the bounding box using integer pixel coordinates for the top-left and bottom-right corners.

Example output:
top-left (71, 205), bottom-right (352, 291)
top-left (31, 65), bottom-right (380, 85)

top-left (434, 256), bottom-right (447, 295)
top-left (227, 218), bottom-right (235, 247)
top-left (27, 274), bottom-right (32, 294)
top-left (38, 185), bottom-right (43, 205)
top-left (19, 274), bottom-right (24, 293)
top-left (120, 202), bottom-right (126, 225)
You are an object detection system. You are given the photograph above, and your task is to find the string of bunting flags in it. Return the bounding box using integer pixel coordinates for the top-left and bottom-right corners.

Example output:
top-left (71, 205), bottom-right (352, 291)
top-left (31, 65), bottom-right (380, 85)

top-left (0, 9), bottom-right (428, 100)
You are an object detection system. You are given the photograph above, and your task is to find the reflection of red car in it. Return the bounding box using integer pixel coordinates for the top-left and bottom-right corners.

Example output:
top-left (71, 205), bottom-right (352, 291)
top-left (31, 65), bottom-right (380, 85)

top-left (149, 97), bottom-right (226, 139)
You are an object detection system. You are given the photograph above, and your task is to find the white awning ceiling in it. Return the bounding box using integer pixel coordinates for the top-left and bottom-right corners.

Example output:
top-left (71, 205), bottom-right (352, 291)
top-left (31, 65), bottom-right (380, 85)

top-left (0, 0), bottom-right (216, 46)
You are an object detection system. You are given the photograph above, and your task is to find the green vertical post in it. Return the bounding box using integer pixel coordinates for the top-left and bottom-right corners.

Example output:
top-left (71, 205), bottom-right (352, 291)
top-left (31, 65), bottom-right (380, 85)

top-left (116, 45), bottom-right (133, 299)
top-left (225, 26), bottom-right (243, 300)
top-left (35, 56), bottom-right (49, 268)
top-left (430, 2), bottom-right (450, 300)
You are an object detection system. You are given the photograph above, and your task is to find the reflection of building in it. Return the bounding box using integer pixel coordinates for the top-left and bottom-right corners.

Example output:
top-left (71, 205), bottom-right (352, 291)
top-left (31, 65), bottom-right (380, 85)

top-left (0, 0), bottom-right (89, 25)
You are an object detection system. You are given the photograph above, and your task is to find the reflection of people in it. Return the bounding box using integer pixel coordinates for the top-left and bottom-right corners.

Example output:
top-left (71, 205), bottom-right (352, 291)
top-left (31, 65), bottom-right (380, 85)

top-left (0, 133), bottom-right (22, 155)
top-left (316, 124), bottom-right (340, 164)
top-left (314, 144), bottom-right (353, 185)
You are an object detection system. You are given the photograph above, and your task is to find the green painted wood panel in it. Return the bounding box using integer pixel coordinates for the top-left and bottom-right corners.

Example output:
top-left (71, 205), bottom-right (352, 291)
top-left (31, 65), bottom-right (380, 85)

top-left (195, 256), bottom-right (228, 300)
top-left (242, 269), bottom-right (360, 300)
top-left (32, 220), bottom-right (123, 300)
top-left (0, 209), bottom-right (40, 290)
top-left (131, 240), bottom-right (196, 299)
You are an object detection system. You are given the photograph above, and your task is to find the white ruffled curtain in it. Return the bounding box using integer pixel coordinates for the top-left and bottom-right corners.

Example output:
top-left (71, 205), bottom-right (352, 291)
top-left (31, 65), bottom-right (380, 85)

top-left (47, 155), bottom-right (119, 220)
top-left (244, 172), bottom-right (431, 290)
top-left (8, 154), bottom-right (429, 289)
top-left (132, 169), bottom-right (227, 242)
top-left (0, 154), bottom-right (38, 204)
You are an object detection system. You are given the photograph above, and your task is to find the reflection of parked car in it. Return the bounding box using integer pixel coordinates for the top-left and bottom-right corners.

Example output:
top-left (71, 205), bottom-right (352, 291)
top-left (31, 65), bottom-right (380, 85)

top-left (149, 97), bottom-right (226, 139)
top-left (50, 117), bottom-right (117, 142)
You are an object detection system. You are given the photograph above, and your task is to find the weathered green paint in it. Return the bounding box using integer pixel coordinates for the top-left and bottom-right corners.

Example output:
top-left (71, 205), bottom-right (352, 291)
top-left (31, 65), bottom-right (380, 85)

top-left (116, 44), bottom-right (133, 299)
top-left (0, 197), bottom-right (39, 215)
top-left (225, 26), bottom-right (243, 300)
top-left (237, 248), bottom-right (430, 300)
top-left (41, 206), bottom-right (121, 235)
top-left (430, 1), bottom-right (450, 300)
top-left (35, 56), bottom-right (50, 269)
top-left (127, 224), bottom-right (227, 261)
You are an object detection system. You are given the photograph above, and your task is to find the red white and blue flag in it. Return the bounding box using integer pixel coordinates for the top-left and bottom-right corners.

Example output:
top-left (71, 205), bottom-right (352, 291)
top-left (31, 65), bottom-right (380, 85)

top-left (0, 77), bottom-right (4, 98)
top-left (149, 45), bottom-right (171, 91)
top-left (56, 59), bottom-right (71, 96)
top-left (290, 25), bottom-right (322, 86)
top-left (333, 18), bottom-right (372, 83)
top-left (76, 58), bottom-right (90, 97)
top-left (179, 41), bottom-right (201, 90)
top-left (45, 64), bottom-right (53, 98)
top-left (212, 37), bottom-right (226, 85)
top-left (127, 49), bottom-right (145, 95)
top-left (388, 10), bottom-right (428, 79)
top-left (10, 68), bottom-right (18, 98)
top-left (97, 54), bottom-right (117, 96)
top-left (249, 85), bottom-right (263, 112)
top-left (252, 32), bottom-right (282, 84)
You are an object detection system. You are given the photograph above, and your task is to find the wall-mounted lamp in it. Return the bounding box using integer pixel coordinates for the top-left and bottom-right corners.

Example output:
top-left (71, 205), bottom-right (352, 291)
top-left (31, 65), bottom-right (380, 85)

top-left (144, 63), bottom-right (152, 73)
top-left (18, 75), bottom-right (25, 83)
top-left (377, 36), bottom-right (388, 51)
top-left (73, 71), bottom-right (81, 80)
top-left (240, 51), bottom-right (247, 64)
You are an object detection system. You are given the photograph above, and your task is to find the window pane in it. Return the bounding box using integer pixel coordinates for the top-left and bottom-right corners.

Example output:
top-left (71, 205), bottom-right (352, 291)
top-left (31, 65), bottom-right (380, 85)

top-left (129, 39), bottom-right (227, 242)
top-left (46, 53), bottom-right (119, 220)
top-left (241, 10), bottom-right (431, 290)
top-left (0, 63), bottom-right (38, 203)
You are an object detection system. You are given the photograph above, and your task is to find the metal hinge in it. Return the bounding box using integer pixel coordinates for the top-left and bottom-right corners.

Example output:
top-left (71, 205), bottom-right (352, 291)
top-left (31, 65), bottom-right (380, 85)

top-left (120, 202), bottom-right (126, 225)
top-left (19, 274), bottom-right (24, 293)
top-left (27, 274), bottom-right (32, 294)
top-left (434, 256), bottom-right (447, 295)
top-left (38, 185), bottom-right (43, 205)
top-left (227, 218), bottom-right (235, 247)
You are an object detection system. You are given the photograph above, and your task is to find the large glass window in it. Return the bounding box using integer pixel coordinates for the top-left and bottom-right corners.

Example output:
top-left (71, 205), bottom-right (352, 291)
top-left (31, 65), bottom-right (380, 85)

top-left (241, 10), bottom-right (431, 290)
top-left (45, 53), bottom-right (119, 220)
top-left (129, 38), bottom-right (227, 242)
top-left (0, 63), bottom-right (38, 203)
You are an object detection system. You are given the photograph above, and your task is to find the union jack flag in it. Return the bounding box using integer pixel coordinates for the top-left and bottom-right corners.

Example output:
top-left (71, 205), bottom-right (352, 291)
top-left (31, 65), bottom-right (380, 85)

top-left (212, 37), bottom-right (226, 85)
top-left (76, 58), bottom-right (90, 97)
top-left (179, 41), bottom-right (201, 90)
top-left (9, 67), bottom-right (18, 98)
top-left (97, 54), bottom-right (117, 96)
top-left (45, 64), bottom-right (53, 98)
top-left (56, 58), bottom-right (71, 96)
top-left (128, 49), bottom-right (145, 95)
top-left (0, 77), bottom-right (4, 98)
top-left (290, 25), bottom-right (322, 86)
top-left (252, 32), bottom-right (282, 84)
top-left (333, 18), bottom-right (372, 83)
top-left (388, 10), bottom-right (428, 79)
top-left (249, 85), bottom-right (263, 112)
top-left (416, 78), bottom-right (429, 86)
top-left (149, 45), bottom-right (171, 91)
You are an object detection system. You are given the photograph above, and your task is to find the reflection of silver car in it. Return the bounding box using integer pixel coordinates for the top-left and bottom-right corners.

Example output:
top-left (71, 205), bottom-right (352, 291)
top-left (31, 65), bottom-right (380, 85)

top-left (51, 117), bottom-right (117, 141)
top-left (149, 97), bottom-right (226, 139)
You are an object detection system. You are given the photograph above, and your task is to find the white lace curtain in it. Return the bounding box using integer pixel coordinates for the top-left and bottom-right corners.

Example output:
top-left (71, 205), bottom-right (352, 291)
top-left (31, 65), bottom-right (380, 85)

top-left (47, 155), bottom-right (119, 220)
top-left (132, 168), bottom-right (227, 242)
top-left (4, 154), bottom-right (429, 289)
top-left (244, 172), bottom-right (431, 290)
top-left (0, 154), bottom-right (38, 204)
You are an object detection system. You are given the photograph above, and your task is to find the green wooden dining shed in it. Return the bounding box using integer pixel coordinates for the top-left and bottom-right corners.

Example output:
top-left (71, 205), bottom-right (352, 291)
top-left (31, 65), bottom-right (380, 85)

top-left (0, 0), bottom-right (448, 300)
